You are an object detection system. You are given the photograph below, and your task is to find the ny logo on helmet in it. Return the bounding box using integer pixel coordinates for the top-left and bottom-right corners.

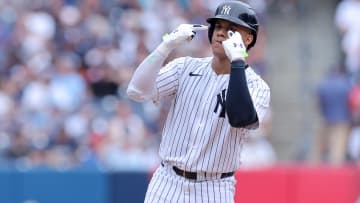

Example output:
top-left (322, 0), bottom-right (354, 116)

top-left (221, 5), bottom-right (231, 15)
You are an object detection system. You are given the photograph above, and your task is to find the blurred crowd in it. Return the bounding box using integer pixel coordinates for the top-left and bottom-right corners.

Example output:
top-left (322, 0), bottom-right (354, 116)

top-left (315, 0), bottom-right (360, 166)
top-left (3, 0), bottom-right (358, 172)
top-left (0, 0), bottom-right (276, 171)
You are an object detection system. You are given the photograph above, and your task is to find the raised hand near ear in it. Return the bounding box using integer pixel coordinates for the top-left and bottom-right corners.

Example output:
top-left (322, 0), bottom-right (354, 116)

top-left (158, 24), bottom-right (208, 56)
top-left (222, 31), bottom-right (248, 62)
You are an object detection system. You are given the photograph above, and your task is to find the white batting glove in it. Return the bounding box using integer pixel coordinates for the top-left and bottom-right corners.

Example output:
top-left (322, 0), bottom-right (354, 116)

top-left (157, 24), bottom-right (208, 56)
top-left (222, 31), bottom-right (248, 62)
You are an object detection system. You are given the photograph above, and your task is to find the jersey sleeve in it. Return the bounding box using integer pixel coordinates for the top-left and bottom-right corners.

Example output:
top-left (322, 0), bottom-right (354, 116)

top-left (247, 77), bottom-right (271, 126)
top-left (152, 57), bottom-right (186, 103)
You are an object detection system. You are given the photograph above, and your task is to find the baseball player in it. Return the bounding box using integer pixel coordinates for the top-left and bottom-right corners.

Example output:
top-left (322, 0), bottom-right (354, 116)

top-left (127, 1), bottom-right (270, 202)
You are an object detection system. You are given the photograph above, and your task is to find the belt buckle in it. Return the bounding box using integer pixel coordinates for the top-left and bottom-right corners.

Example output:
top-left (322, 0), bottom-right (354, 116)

top-left (182, 170), bottom-right (186, 178)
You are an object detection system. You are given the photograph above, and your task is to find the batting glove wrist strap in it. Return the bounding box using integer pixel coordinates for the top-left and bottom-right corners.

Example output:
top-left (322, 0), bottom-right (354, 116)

top-left (222, 31), bottom-right (248, 62)
top-left (156, 43), bottom-right (173, 57)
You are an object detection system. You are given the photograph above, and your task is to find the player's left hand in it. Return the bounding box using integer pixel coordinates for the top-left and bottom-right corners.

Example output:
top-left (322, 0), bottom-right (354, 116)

top-left (222, 31), bottom-right (248, 62)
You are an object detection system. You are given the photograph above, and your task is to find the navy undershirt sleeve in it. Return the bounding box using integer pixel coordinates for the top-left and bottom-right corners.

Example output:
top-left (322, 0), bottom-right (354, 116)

top-left (226, 61), bottom-right (258, 127)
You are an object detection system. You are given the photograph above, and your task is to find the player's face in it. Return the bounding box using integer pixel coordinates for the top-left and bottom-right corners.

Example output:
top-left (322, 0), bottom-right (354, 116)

top-left (210, 19), bottom-right (253, 59)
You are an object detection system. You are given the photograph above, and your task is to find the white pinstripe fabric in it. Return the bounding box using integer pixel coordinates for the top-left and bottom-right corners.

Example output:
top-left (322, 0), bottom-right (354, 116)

top-left (144, 163), bottom-right (236, 203)
top-left (152, 56), bottom-right (270, 173)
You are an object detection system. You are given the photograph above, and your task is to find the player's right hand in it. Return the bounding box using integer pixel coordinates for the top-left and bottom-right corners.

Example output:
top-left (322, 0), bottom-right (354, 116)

top-left (162, 24), bottom-right (208, 49)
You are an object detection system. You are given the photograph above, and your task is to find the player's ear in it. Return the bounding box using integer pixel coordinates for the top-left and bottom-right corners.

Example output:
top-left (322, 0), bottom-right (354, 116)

top-left (244, 33), bottom-right (254, 48)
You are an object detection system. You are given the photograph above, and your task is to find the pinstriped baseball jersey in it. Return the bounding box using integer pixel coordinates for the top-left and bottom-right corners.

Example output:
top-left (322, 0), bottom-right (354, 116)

top-left (152, 56), bottom-right (271, 173)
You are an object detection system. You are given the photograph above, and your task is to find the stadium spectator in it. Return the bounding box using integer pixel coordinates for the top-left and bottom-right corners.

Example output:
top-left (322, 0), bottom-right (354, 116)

top-left (315, 64), bottom-right (352, 164)
top-left (334, 0), bottom-right (360, 79)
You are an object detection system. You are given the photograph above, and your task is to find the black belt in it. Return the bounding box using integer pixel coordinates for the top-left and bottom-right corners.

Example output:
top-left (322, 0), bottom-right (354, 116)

top-left (162, 162), bottom-right (234, 180)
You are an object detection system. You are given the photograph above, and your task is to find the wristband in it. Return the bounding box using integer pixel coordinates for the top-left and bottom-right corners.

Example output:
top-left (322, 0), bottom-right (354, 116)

top-left (231, 60), bottom-right (248, 69)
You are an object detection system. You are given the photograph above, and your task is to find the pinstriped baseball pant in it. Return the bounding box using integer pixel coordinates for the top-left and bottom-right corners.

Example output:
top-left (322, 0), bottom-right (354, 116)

top-left (144, 163), bottom-right (236, 203)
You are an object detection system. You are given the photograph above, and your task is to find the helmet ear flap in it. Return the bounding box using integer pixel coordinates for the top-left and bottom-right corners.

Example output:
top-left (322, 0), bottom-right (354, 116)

top-left (208, 24), bottom-right (215, 43)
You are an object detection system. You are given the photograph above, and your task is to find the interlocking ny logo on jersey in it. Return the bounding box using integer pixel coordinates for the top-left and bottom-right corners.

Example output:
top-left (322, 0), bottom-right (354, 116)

top-left (214, 89), bottom-right (226, 118)
top-left (221, 5), bottom-right (231, 15)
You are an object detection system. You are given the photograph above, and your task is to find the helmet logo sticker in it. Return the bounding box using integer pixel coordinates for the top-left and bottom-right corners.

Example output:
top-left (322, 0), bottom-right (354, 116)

top-left (221, 5), bottom-right (231, 15)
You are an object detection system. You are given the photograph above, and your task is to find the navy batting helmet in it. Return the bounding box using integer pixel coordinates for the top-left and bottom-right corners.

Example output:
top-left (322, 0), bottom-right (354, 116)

top-left (207, 1), bottom-right (259, 50)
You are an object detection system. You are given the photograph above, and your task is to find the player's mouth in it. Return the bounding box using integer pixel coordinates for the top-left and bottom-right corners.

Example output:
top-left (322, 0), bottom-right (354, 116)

top-left (213, 40), bottom-right (223, 46)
